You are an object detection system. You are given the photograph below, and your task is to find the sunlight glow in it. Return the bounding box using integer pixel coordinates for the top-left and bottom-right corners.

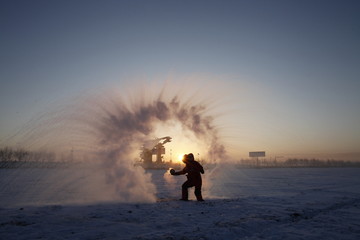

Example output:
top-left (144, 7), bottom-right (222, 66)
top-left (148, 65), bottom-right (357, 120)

top-left (151, 121), bottom-right (209, 163)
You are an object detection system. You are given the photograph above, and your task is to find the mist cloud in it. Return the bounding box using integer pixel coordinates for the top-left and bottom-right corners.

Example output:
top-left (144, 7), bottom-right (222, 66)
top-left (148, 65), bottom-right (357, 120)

top-left (5, 79), bottom-right (230, 204)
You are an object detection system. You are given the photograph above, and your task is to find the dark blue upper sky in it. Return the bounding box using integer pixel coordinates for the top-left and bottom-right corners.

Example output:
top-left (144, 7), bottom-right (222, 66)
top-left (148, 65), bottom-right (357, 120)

top-left (1, 0), bottom-right (360, 158)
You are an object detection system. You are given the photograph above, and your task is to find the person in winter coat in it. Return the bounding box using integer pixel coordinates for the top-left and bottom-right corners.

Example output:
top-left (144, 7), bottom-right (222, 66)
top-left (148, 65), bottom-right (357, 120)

top-left (170, 153), bottom-right (205, 201)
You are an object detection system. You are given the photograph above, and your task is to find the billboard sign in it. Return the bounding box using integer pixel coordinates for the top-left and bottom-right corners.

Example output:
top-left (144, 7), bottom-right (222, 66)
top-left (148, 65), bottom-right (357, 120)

top-left (249, 151), bottom-right (265, 157)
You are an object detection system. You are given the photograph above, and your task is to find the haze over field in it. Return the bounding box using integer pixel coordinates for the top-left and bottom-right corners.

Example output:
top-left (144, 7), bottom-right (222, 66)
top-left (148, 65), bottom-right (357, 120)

top-left (1, 0), bottom-right (360, 161)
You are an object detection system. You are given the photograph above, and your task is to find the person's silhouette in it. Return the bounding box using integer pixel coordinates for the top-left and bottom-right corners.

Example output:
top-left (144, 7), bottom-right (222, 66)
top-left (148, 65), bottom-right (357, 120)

top-left (170, 153), bottom-right (205, 201)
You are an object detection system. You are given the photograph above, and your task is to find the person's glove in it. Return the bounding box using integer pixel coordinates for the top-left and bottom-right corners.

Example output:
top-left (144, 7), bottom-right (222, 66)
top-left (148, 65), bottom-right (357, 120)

top-left (170, 169), bottom-right (175, 175)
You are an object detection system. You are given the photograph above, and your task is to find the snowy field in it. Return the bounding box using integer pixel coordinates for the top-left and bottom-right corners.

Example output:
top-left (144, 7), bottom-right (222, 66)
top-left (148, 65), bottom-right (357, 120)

top-left (1, 167), bottom-right (360, 239)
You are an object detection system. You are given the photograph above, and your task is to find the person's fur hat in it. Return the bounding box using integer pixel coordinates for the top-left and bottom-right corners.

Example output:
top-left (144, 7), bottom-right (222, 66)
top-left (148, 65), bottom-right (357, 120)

top-left (182, 154), bottom-right (188, 163)
top-left (187, 153), bottom-right (195, 161)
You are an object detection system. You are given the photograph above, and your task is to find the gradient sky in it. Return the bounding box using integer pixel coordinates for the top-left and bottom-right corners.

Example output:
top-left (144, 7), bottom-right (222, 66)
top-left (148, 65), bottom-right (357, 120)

top-left (1, 0), bottom-right (360, 160)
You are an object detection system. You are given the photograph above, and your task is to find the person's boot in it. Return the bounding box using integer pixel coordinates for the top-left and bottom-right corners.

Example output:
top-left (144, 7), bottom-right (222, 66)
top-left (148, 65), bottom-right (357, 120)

top-left (196, 196), bottom-right (204, 201)
top-left (195, 188), bottom-right (204, 201)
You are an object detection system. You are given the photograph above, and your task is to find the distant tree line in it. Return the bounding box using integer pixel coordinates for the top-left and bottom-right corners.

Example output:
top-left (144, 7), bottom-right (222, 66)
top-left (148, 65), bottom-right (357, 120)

top-left (238, 158), bottom-right (360, 168)
top-left (0, 147), bottom-right (72, 168)
top-left (2, 147), bottom-right (359, 168)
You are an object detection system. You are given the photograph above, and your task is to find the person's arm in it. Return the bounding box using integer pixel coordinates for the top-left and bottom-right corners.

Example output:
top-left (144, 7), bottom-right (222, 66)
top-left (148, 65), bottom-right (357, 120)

top-left (194, 161), bottom-right (205, 174)
top-left (172, 170), bottom-right (185, 175)
top-left (171, 167), bottom-right (187, 175)
top-left (200, 166), bottom-right (204, 174)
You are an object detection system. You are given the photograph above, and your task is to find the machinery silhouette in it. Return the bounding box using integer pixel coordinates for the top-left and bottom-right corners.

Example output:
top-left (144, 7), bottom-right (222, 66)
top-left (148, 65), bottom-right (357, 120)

top-left (140, 136), bottom-right (172, 168)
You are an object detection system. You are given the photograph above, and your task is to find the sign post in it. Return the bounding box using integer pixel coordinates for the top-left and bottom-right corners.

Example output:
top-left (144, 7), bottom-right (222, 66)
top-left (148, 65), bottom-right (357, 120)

top-left (249, 151), bottom-right (266, 166)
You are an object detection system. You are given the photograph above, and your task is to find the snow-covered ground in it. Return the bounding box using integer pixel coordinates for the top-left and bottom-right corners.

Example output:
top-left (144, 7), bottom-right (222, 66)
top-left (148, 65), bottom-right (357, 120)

top-left (1, 167), bottom-right (359, 239)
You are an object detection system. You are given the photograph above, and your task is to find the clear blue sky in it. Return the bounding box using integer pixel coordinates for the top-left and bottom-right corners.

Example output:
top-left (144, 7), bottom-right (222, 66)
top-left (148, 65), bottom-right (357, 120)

top-left (1, 0), bottom-right (360, 159)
